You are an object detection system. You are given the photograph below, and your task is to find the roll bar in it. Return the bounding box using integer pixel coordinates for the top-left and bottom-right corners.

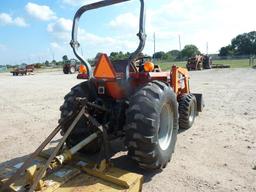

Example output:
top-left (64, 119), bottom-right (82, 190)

top-left (70, 0), bottom-right (146, 78)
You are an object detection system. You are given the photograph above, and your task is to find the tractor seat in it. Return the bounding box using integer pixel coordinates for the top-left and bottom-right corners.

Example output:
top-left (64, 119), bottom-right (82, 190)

top-left (111, 59), bottom-right (136, 73)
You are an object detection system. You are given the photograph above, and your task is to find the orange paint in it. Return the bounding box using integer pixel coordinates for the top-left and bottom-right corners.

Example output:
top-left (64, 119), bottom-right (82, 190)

top-left (144, 61), bottom-right (154, 72)
top-left (105, 82), bottom-right (125, 100)
top-left (171, 66), bottom-right (190, 95)
top-left (94, 54), bottom-right (116, 79)
top-left (93, 53), bottom-right (125, 99)
top-left (79, 64), bottom-right (87, 74)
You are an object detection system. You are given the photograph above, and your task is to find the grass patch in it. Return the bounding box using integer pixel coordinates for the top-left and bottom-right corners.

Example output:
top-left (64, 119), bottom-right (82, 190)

top-left (156, 59), bottom-right (250, 70)
top-left (156, 61), bottom-right (186, 71)
top-left (213, 59), bottom-right (250, 68)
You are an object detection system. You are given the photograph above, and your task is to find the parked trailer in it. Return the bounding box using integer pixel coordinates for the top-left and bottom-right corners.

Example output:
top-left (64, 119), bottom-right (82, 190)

top-left (11, 65), bottom-right (34, 76)
top-left (211, 64), bottom-right (231, 69)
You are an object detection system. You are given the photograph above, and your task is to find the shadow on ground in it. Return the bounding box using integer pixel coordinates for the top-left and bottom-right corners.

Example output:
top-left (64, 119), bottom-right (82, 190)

top-left (0, 128), bottom-right (189, 187)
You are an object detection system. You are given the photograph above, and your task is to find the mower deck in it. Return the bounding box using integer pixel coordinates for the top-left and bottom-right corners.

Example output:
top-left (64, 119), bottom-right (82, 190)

top-left (0, 149), bottom-right (143, 192)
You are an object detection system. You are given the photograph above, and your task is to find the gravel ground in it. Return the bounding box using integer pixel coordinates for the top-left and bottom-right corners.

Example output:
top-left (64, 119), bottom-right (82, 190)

top-left (0, 68), bottom-right (255, 192)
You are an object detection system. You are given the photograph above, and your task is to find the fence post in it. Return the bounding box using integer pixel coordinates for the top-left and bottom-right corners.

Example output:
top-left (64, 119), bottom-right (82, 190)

top-left (250, 56), bottom-right (255, 66)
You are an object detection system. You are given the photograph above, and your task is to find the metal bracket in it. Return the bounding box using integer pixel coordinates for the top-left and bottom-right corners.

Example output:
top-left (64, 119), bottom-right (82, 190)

top-left (2, 98), bottom-right (112, 192)
top-left (98, 86), bottom-right (105, 95)
top-left (1, 108), bottom-right (81, 191)
top-left (28, 107), bottom-right (86, 192)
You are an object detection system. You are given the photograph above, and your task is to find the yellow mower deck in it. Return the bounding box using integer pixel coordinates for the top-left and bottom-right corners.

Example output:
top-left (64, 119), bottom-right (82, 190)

top-left (0, 150), bottom-right (143, 192)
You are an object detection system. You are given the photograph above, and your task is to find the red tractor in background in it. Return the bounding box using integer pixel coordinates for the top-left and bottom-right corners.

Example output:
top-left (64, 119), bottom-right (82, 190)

top-left (63, 59), bottom-right (80, 74)
top-left (58, 0), bottom-right (204, 170)
top-left (187, 54), bottom-right (212, 71)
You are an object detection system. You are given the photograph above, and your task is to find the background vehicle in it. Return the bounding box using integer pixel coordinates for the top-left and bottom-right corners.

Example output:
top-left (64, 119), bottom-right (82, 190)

top-left (187, 54), bottom-right (212, 70)
top-left (10, 64), bottom-right (34, 76)
top-left (63, 59), bottom-right (80, 74)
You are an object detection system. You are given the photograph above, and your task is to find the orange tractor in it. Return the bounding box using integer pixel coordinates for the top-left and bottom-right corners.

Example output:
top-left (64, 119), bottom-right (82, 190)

top-left (0, 0), bottom-right (203, 191)
top-left (61, 0), bottom-right (203, 170)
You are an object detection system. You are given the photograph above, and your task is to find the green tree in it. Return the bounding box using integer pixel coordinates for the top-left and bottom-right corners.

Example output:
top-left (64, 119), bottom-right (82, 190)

top-left (181, 45), bottom-right (200, 59)
top-left (56, 61), bottom-right (63, 66)
top-left (51, 60), bottom-right (56, 65)
top-left (62, 55), bottom-right (69, 63)
top-left (109, 51), bottom-right (130, 61)
top-left (231, 31), bottom-right (256, 55)
top-left (166, 50), bottom-right (181, 60)
top-left (219, 45), bottom-right (235, 56)
top-left (162, 53), bottom-right (170, 60)
top-left (219, 31), bottom-right (256, 56)
top-left (153, 51), bottom-right (165, 60)
top-left (45, 60), bottom-right (50, 66)
top-left (34, 63), bottom-right (42, 69)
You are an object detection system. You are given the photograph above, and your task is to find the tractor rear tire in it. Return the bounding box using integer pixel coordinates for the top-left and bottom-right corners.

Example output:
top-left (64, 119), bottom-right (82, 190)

top-left (59, 81), bottom-right (101, 154)
top-left (63, 66), bottom-right (69, 74)
top-left (178, 94), bottom-right (197, 129)
top-left (125, 81), bottom-right (179, 170)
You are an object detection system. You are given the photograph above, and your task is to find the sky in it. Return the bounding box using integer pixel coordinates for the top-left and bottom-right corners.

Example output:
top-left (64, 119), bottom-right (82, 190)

top-left (0, 0), bottom-right (256, 65)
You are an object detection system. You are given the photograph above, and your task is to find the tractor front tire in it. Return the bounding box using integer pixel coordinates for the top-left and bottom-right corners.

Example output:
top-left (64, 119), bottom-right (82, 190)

top-left (178, 94), bottom-right (197, 129)
top-left (59, 81), bottom-right (101, 153)
top-left (126, 81), bottom-right (179, 170)
top-left (69, 66), bottom-right (76, 74)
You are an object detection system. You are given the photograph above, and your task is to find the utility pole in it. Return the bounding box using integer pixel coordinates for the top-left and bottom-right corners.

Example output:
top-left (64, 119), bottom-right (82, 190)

top-left (52, 51), bottom-right (55, 61)
top-left (178, 35), bottom-right (182, 61)
top-left (206, 42), bottom-right (209, 55)
top-left (81, 47), bottom-right (84, 57)
top-left (178, 35), bottom-right (181, 51)
top-left (153, 32), bottom-right (156, 61)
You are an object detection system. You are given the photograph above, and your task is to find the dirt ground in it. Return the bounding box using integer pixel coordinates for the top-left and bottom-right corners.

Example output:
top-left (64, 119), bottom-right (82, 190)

top-left (0, 68), bottom-right (255, 192)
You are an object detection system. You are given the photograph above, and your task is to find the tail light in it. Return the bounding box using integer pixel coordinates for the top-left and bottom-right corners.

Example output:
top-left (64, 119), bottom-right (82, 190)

top-left (144, 61), bottom-right (155, 72)
top-left (79, 64), bottom-right (87, 74)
